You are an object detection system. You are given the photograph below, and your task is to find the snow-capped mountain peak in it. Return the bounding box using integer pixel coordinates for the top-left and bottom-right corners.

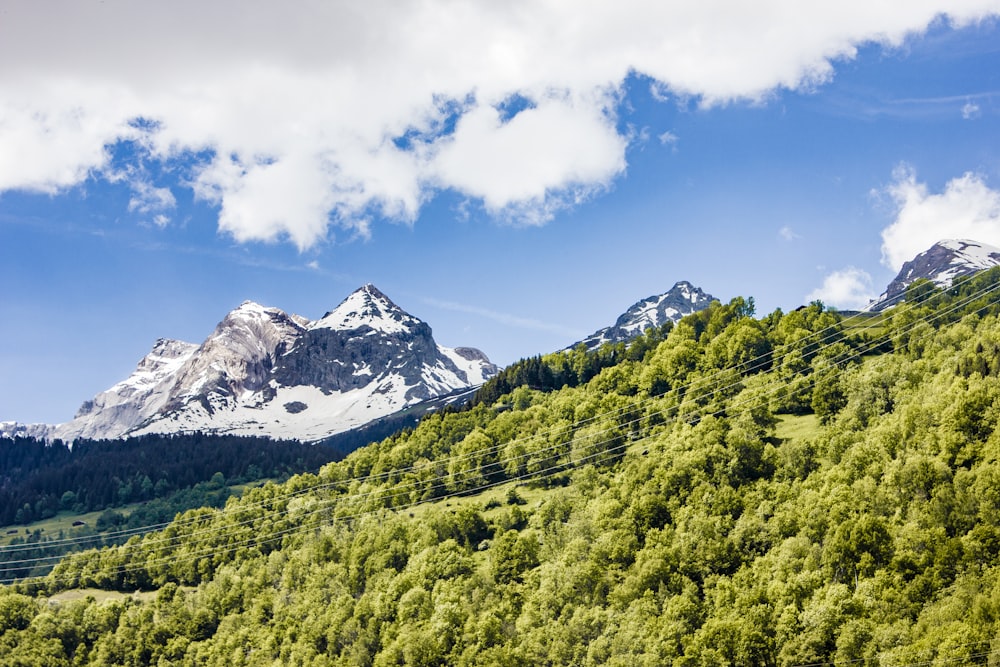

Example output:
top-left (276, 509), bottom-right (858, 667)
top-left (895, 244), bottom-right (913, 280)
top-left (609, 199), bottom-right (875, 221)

top-left (99, 338), bottom-right (198, 401)
top-left (570, 281), bottom-right (715, 351)
top-left (311, 284), bottom-right (419, 334)
top-left (869, 239), bottom-right (1000, 311)
top-left (934, 239), bottom-right (1000, 275)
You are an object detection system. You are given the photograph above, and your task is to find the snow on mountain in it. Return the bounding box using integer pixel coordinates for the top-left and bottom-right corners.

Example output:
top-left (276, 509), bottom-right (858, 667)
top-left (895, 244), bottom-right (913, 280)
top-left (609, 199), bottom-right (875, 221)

top-left (868, 239), bottom-right (1000, 312)
top-left (0, 338), bottom-right (200, 442)
top-left (311, 283), bottom-right (420, 334)
top-left (5, 285), bottom-right (498, 444)
top-left (570, 281), bottom-right (715, 351)
top-left (61, 338), bottom-right (200, 440)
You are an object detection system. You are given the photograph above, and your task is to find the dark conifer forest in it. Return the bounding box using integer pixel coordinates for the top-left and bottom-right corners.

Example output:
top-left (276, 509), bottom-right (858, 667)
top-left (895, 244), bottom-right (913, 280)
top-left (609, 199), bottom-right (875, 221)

top-left (0, 433), bottom-right (342, 525)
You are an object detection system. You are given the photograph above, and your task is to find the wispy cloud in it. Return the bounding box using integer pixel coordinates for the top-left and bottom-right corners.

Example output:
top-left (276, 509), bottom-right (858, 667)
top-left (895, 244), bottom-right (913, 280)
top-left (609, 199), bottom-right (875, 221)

top-left (658, 130), bottom-right (679, 151)
top-left (127, 180), bottom-right (176, 215)
top-left (962, 101), bottom-right (981, 119)
top-left (423, 297), bottom-right (584, 339)
top-left (778, 225), bottom-right (800, 241)
top-left (127, 179), bottom-right (176, 228)
top-left (821, 89), bottom-right (997, 121)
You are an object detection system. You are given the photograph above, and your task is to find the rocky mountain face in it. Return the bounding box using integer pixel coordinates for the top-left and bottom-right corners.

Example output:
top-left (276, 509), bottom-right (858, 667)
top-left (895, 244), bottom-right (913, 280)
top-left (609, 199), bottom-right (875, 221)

top-left (2, 285), bottom-right (498, 443)
top-left (868, 239), bottom-right (1000, 312)
top-left (570, 281), bottom-right (714, 351)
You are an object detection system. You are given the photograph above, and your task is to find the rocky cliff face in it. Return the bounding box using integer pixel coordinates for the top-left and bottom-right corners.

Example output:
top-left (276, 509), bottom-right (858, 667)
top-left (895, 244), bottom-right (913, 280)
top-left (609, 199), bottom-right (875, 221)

top-left (273, 285), bottom-right (489, 401)
top-left (160, 302), bottom-right (306, 414)
top-left (869, 239), bottom-right (1000, 312)
top-left (3, 285), bottom-right (497, 444)
top-left (570, 281), bottom-right (715, 351)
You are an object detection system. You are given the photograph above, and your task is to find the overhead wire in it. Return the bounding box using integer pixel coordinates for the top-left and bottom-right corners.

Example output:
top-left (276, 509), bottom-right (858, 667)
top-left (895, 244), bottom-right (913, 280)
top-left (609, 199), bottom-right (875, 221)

top-left (2, 272), bottom-right (996, 581)
top-left (0, 278), bottom-right (911, 556)
top-left (4, 273), bottom-right (998, 584)
top-left (2, 274), bottom-right (995, 577)
top-left (0, 271), bottom-right (926, 558)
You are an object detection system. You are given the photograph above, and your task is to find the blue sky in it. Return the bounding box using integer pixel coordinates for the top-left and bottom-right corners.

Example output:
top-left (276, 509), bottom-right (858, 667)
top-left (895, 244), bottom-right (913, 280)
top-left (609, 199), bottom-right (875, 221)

top-left (2, 2), bottom-right (1000, 424)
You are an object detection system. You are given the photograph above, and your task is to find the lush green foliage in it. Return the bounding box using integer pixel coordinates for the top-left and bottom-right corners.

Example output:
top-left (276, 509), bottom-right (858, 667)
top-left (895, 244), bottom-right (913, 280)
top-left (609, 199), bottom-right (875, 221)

top-left (4, 271), bottom-right (1000, 665)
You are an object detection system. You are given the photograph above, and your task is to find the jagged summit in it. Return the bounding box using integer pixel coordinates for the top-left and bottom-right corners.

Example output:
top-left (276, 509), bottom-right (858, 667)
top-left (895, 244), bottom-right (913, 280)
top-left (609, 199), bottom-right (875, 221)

top-left (570, 281), bottom-right (715, 351)
top-left (3, 286), bottom-right (497, 444)
top-left (868, 239), bottom-right (1000, 312)
top-left (312, 284), bottom-right (418, 334)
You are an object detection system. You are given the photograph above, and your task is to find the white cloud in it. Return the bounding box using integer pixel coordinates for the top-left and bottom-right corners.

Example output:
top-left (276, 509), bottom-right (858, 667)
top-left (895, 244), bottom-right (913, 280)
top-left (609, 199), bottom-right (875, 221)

top-left (658, 130), bottom-right (679, 148)
top-left (429, 92), bottom-right (626, 221)
top-left (1, 1), bottom-right (998, 248)
top-left (806, 267), bottom-right (876, 309)
top-left (128, 180), bottom-right (176, 215)
top-left (962, 101), bottom-right (982, 119)
top-left (779, 225), bottom-right (801, 241)
top-left (880, 166), bottom-right (1000, 270)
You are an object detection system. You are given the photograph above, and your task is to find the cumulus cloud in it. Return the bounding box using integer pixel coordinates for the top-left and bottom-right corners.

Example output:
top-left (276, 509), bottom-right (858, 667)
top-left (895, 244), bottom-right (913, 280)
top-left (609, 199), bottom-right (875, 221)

top-left (429, 92), bottom-right (626, 222)
top-left (962, 101), bottom-right (982, 119)
top-left (1, 1), bottom-right (998, 248)
top-left (806, 267), bottom-right (876, 309)
top-left (880, 166), bottom-right (1000, 270)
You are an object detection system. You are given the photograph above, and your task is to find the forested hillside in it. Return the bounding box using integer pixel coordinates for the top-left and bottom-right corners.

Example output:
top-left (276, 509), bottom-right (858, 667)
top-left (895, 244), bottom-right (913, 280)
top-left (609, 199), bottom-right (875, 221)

top-left (0, 433), bottom-right (342, 526)
top-left (4, 272), bottom-right (1000, 665)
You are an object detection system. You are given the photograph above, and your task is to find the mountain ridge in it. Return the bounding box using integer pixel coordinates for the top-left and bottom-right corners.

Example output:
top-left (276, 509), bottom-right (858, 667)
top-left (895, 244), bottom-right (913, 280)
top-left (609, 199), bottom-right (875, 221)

top-left (2, 285), bottom-right (497, 444)
top-left (569, 280), bottom-right (714, 351)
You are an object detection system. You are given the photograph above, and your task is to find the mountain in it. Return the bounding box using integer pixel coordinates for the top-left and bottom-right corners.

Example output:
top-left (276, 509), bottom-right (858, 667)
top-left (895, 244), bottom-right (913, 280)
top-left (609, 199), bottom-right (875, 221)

top-left (868, 239), bottom-right (1000, 312)
top-left (570, 280), bottom-right (714, 351)
top-left (3, 285), bottom-right (497, 443)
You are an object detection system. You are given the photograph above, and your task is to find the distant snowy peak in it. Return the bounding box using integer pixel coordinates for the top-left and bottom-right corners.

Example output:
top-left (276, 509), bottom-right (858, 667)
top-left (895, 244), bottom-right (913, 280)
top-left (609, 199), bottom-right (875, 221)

top-left (311, 284), bottom-right (419, 334)
top-left (0, 339), bottom-right (199, 442)
top-left (163, 301), bottom-right (305, 406)
top-left (572, 281), bottom-right (715, 351)
top-left (869, 239), bottom-right (1000, 312)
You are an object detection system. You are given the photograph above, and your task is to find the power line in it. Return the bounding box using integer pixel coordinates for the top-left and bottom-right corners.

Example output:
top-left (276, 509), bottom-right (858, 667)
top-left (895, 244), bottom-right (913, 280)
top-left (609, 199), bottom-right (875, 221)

top-left (3, 274), bottom-right (997, 578)
top-left (6, 276), bottom-right (998, 583)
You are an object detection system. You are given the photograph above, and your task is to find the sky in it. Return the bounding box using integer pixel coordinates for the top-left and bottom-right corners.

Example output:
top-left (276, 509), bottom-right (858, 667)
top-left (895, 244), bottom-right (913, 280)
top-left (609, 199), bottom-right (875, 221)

top-left (3, 1), bottom-right (1000, 425)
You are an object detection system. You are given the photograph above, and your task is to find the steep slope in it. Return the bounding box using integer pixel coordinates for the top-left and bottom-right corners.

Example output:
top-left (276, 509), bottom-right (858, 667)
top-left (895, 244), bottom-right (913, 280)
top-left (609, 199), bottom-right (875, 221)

top-left (27, 278), bottom-right (1000, 665)
top-left (570, 280), bottom-right (714, 350)
top-left (6, 285), bottom-right (497, 444)
top-left (869, 238), bottom-right (1000, 311)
